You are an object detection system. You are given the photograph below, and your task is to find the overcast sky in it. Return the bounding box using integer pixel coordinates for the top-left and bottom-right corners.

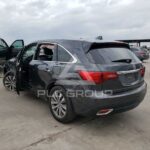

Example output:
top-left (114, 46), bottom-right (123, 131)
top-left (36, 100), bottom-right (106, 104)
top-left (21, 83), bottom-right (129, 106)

top-left (0, 0), bottom-right (150, 44)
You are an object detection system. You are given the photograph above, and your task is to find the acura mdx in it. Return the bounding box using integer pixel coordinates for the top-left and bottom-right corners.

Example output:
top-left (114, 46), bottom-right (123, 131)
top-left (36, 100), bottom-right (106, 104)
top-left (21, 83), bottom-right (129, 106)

top-left (3, 39), bottom-right (147, 123)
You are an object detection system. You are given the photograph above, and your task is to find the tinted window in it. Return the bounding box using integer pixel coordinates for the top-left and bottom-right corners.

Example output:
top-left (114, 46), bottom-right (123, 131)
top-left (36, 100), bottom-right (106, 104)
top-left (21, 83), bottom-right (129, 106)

top-left (57, 46), bottom-right (73, 62)
top-left (12, 40), bottom-right (24, 49)
top-left (87, 47), bottom-right (140, 64)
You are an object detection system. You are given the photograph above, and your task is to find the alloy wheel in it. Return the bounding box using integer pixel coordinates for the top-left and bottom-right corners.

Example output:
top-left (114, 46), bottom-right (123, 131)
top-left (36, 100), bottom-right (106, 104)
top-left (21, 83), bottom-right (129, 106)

top-left (4, 74), bottom-right (16, 91)
top-left (50, 90), bottom-right (67, 119)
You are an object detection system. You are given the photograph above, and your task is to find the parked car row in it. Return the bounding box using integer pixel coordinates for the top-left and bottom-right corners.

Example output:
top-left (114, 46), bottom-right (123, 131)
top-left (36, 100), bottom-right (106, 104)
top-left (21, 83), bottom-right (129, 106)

top-left (2, 39), bottom-right (147, 123)
top-left (130, 46), bottom-right (150, 61)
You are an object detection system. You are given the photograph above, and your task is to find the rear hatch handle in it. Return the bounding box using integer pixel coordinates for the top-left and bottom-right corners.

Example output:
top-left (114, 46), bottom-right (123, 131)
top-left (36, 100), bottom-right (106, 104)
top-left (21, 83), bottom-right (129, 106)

top-left (112, 59), bottom-right (132, 63)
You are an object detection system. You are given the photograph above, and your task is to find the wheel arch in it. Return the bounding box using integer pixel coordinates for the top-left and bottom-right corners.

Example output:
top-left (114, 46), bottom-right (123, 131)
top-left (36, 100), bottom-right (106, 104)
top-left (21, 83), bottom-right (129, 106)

top-left (46, 80), bottom-right (72, 93)
top-left (46, 81), bottom-right (76, 112)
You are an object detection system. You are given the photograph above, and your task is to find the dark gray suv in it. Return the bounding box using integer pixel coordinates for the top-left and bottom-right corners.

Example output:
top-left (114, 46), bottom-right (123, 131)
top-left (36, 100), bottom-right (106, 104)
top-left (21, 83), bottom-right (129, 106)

top-left (3, 39), bottom-right (147, 123)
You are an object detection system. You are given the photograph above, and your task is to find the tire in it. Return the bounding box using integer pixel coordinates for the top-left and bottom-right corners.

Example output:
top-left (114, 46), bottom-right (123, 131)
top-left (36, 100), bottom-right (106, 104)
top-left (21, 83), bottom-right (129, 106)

top-left (48, 86), bottom-right (76, 123)
top-left (3, 71), bottom-right (16, 91)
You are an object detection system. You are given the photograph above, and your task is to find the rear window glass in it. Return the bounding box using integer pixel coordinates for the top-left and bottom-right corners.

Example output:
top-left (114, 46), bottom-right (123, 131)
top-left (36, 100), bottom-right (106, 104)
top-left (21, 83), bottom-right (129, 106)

top-left (86, 47), bottom-right (140, 64)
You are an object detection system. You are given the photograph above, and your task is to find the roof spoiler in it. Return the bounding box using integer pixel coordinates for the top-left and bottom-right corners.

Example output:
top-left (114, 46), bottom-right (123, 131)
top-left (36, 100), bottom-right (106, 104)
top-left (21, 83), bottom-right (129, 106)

top-left (85, 42), bottom-right (130, 53)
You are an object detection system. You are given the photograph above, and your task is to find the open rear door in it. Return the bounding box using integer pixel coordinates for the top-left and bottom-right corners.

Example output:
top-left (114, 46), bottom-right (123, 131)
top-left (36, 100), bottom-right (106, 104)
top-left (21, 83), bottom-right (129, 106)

top-left (8, 40), bottom-right (24, 59)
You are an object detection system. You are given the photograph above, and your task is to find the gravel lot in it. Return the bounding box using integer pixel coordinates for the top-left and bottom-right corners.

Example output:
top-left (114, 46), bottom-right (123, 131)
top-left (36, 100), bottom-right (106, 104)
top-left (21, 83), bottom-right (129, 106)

top-left (0, 60), bottom-right (150, 150)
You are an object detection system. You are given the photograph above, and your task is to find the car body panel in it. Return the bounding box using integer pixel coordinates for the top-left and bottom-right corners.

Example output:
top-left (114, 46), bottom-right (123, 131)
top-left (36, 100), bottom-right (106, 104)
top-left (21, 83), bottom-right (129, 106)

top-left (70, 82), bottom-right (147, 115)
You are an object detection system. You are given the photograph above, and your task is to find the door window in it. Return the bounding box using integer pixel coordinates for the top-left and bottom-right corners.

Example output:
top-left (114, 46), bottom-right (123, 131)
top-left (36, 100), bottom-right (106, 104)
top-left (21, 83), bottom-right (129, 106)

top-left (57, 46), bottom-right (73, 62)
top-left (22, 44), bottom-right (37, 62)
top-left (36, 44), bottom-right (56, 61)
top-left (11, 40), bottom-right (24, 49)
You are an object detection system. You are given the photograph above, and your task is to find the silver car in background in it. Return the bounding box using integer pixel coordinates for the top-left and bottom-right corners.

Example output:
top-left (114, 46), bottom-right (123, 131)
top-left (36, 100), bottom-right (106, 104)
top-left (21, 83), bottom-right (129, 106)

top-left (130, 46), bottom-right (149, 61)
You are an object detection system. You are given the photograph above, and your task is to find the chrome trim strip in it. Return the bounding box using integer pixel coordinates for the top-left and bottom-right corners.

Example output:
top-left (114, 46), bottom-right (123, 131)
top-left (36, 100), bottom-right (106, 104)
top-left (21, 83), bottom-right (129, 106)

top-left (117, 69), bottom-right (140, 75)
top-left (35, 42), bottom-right (77, 64)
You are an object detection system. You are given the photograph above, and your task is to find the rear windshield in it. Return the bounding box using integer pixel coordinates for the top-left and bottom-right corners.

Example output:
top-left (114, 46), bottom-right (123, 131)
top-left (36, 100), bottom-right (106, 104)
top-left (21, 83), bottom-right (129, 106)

top-left (86, 47), bottom-right (140, 64)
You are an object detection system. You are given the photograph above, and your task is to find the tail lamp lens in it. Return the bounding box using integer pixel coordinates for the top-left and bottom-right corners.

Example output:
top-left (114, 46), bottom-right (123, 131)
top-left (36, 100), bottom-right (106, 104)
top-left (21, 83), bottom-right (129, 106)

top-left (78, 71), bottom-right (118, 84)
top-left (140, 67), bottom-right (145, 77)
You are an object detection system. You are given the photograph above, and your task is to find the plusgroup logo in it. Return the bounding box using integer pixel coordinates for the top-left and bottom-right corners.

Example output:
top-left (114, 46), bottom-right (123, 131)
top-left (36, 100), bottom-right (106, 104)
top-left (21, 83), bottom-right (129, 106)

top-left (37, 89), bottom-right (113, 98)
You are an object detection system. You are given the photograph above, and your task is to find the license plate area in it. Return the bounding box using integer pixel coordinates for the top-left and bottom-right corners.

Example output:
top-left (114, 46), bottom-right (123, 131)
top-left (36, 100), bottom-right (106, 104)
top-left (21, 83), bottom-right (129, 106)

top-left (118, 70), bottom-right (140, 86)
top-left (125, 73), bottom-right (137, 83)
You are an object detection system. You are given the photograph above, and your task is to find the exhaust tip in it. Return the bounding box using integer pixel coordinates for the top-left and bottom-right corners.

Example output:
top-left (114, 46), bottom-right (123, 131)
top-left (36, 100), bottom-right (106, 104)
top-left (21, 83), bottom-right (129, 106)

top-left (96, 108), bottom-right (113, 116)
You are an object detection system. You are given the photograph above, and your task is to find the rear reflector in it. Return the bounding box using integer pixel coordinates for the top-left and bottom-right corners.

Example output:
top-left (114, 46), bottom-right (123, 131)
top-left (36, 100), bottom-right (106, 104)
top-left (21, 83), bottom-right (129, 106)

top-left (140, 67), bottom-right (145, 77)
top-left (102, 72), bottom-right (119, 81)
top-left (78, 71), bottom-right (118, 84)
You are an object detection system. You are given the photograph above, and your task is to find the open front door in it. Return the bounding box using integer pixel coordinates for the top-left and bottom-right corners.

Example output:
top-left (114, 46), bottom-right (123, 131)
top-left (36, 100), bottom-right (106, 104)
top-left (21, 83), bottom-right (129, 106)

top-left (0, 38), bottom-right (9, 66)
top-left (15, 42), bottom-right (37, 95)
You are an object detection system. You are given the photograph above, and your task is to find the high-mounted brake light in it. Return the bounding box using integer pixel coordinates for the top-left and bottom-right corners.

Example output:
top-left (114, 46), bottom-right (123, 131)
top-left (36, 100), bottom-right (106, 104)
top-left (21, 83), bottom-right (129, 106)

top-left (140, 67), bottom-right (145, 77)
top-left (78, 71), bottom-right (118, 84)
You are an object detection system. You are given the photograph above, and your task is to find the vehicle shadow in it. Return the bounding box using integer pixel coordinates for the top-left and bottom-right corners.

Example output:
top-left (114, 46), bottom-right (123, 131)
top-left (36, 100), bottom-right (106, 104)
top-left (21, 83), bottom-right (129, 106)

top-left (21, 91), bottom-right (133, 130)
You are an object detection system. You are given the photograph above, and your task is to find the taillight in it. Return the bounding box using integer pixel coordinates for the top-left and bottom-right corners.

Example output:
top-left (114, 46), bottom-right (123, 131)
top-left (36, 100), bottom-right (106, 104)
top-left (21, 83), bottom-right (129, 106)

top-left (140, 52), bottom-right (145, 56)
top-left (140, 67), bottom-right (145, 77)
top-left (78, 71), bottom-right (118, 84)
top-left (102, 72), bottom-right (118, 81)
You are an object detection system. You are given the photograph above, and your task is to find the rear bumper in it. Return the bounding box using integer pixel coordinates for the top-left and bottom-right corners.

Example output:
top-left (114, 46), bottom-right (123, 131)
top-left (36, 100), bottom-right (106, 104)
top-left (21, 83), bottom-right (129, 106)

top-left (71, 82), bottom-right (147, 116)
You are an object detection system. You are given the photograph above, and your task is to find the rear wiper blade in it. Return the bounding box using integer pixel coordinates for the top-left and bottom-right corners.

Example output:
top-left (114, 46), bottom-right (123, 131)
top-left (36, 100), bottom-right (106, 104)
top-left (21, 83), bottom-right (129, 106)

top-left (112, 59), bottom-right (132, 63)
